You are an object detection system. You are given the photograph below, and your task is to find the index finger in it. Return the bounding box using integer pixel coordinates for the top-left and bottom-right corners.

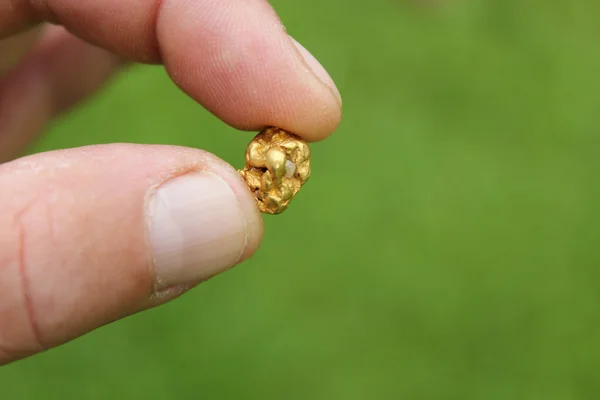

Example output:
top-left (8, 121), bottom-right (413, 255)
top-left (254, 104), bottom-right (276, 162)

top-left (0, 0), bottom-right (342, 141)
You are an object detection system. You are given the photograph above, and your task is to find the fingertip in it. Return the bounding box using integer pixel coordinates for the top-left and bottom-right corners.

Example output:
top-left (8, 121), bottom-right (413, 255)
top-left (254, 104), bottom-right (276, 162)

top-left (157, 0), bottom-right (342, 142)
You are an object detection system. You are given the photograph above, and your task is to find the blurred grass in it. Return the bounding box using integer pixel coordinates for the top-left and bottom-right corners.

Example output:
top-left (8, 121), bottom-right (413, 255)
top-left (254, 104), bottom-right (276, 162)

top-left (3, 0), bottom-right (600, 398)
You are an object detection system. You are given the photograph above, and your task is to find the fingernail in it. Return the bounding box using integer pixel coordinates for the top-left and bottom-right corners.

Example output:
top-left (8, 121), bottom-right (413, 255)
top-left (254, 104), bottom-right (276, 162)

top-left (147, 171), bottom-right (249, 288)
top-left (289, 36), bottom-right (342, 106)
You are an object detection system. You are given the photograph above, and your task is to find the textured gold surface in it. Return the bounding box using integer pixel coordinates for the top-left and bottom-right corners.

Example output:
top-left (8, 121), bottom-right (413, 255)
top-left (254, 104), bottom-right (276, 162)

top-left (238, 127), bottom-right (311, 214)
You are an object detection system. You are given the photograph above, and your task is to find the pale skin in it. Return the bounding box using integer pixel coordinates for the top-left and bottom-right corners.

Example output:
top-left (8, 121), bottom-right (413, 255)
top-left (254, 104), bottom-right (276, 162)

top-left (0, 0), bottom-right (342, 365)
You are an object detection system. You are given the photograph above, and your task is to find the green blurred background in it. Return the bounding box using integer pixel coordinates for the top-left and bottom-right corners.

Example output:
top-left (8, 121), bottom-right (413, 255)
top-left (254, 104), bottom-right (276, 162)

top-left (4, 0), bottom-right (600, 398)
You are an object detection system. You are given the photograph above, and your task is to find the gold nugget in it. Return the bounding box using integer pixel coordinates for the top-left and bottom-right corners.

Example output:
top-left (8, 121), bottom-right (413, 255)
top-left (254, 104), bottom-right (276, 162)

top-left (238, 127), bottom-right (311, 214)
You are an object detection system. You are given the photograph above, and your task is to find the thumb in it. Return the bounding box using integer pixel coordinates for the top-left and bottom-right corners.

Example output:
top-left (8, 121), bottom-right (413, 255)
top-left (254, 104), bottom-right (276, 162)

top-left (0, 144), bottom-right (263, 365)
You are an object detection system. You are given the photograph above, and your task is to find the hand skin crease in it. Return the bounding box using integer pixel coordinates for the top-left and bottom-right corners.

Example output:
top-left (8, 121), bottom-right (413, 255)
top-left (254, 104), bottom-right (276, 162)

top-left (17, 221), bottom-right (44, 352)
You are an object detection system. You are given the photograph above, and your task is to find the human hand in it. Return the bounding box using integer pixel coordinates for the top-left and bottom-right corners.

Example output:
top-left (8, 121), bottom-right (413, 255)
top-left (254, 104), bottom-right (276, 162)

top-left (0, 0), bottom-right (342, 365)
